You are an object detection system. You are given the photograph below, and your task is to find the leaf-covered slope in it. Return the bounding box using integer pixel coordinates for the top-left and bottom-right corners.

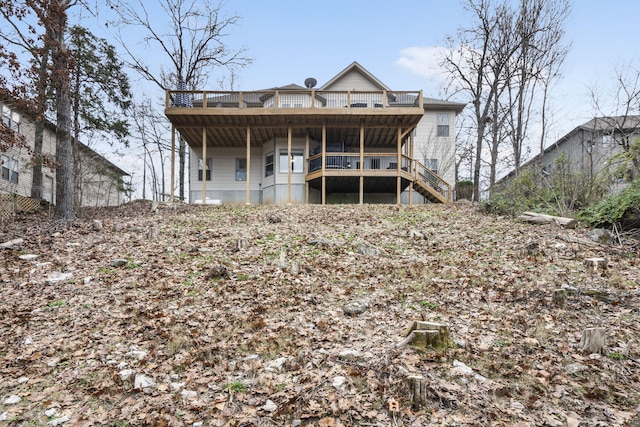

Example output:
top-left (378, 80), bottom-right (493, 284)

top-left (1, 202), bottom-right (639, 426)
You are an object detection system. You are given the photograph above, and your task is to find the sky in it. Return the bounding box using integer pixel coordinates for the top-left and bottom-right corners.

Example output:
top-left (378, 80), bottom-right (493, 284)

top-left (222, 0), bottom-right (639, 141)
top-left (77, 0), bottom-right (640, 196)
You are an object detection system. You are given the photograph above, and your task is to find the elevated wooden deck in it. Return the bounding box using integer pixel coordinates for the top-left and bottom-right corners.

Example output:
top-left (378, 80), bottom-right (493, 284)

top-left (164, 89), bottom-right (451, 204)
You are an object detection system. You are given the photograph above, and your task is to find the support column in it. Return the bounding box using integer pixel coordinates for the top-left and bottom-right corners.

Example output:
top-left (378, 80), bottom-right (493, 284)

top-left (305, 131), bottom-right (310, 204)
top-left (246, 125), bottom-right (251, 204)
top-left (359, 122), bottom-right (364, 204)
top-left (287, 126), bottom-right (292, 204)
top-left (409, 182), bottom-right (414, 206)
top-left (397, 127), bottom-right (402, 172)
top-left (397, 127), bottom-right (402, 205)
top-left (201, 127), bottom-right (207, 203)
top-left (170, 124), bottom-right (176, 202)
top-left (322, 122), bottom-right (326, 205)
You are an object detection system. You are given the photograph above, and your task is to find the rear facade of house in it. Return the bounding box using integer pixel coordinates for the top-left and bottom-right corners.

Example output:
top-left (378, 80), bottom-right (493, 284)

top-left (165, 62), bottom-right (464, 205)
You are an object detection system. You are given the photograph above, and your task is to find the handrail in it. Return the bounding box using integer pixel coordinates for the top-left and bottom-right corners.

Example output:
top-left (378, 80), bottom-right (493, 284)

top-left (412, 159), bottom-right (451, 201)
top-left (166, 89), bottom-right (423, 110)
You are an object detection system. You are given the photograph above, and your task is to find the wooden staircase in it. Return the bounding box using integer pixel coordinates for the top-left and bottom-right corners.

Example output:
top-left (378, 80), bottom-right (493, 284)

top-left (409, 160), bottom-right (451, 204)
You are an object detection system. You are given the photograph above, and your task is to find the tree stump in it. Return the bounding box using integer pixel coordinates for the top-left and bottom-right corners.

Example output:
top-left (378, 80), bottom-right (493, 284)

top-left (552, 289), bottom-right (567, 308)
top-left (397, 321), bottom-right (452, 350)
top-left (406, 375), bottom-right (430, 407)
top-left (584, 257), bottom-right (607, 273)
top-left (236, 239), bottom-right (248, 251)
top-left (147, 226), bottom-right (159, 240)
top-left (579, 327), bottom-right (606, 354)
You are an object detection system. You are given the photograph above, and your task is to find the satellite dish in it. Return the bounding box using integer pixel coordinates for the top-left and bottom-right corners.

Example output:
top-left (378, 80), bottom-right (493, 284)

top-left (304, 77), bottom-right (317, 89)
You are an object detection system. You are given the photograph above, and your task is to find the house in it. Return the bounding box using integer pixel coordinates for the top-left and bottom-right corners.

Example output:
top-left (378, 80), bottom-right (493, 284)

top-left (1, 99), bottom-right (129, 208)
top-left (499, 116), bottom-right (639, 190)
top-left (164, 62), bottom-right (465, 204)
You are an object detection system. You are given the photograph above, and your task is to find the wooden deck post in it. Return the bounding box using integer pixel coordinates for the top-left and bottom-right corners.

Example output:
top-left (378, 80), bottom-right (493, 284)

top-left (170, 124), bottom-right (175, 202)
top-left (305, 131), bottom-right (310, 204)
top-left (287, 127), bottom-right (292, 204)
top-left (306, 181), bottom-right (309, 204)
top-left (246, 125), bottom-right (251, 204)
top-left (409, 182), bottom-right (414, 205)
top-left (322, 122), bottom-right (326, 205)
top-left (201, 127), bottom-right (207, 204)
top-left (360, 122), bottom-right (364, 204)
top-left (397, 127), bottom-right (402, 205)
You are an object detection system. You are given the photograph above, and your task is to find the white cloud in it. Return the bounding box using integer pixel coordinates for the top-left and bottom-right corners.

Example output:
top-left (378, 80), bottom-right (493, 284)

top-left (395, 46), bottom-right (447, 80)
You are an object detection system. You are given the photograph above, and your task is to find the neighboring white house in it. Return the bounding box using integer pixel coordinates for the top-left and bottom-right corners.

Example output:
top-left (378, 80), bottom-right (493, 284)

top-left (1, 99), bottom-right (129, 208)
top-left (166, 62), bottom-right (465, 204)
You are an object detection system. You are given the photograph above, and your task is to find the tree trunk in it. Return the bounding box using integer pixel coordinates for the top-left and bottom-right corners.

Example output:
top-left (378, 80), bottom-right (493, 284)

top-left (31, 120), bottom-right (44, 200)
top-left (397, 321), bottom-right (452, 350)
top-left (31, 42), bottom-right (51, 200)
top-left (518, 211), bottom-right (576, 228)
top-left (51, 0), bottom-right (75, 222)
top-left (473, 124), bottom-right (483, 202)
top-left (552, 289), bottom-right (567, 308)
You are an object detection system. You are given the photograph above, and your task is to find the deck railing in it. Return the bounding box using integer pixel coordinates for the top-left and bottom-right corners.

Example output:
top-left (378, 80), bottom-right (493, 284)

top-left (166, 90), bottom-right (423, 110)
top-left (305, 152), bottom-right (450, 201)
top-left (413, 159), bottom-right (451, 201)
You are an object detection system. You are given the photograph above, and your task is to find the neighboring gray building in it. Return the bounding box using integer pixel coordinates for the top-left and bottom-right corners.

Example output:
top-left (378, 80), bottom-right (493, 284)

top-left (1, 98), bottom-right (129, 207)
top-left (500, 116), bottom-right (639, 191)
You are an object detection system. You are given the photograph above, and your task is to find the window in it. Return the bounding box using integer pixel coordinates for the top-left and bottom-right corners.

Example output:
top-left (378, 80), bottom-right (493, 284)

top-left (198, 157), bottom-right (212, 181)
top-left (437, 113), bottom-right (450, 137)
top-left (425, 158), bottom-right (439, 176)
top-left (279, 150), bottom-right (303, 173)
top-left (1, 155), bottom-right (19, 184)
top-left (265, 153), bottom-right (274, 177)
top-left (602, 133), bottom-right (614, 146)
top-left (236, 158), bottom-right (247, 181)
top-left (2, 105), bottom-right (20, 133)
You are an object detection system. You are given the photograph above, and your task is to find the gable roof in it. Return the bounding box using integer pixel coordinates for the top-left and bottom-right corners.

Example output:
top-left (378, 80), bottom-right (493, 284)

top-left (546, 115), bottom-right (640, 153)
top-left (320, 61), bottom-right (391, 91)
top-left (75, 141), bottom-right (129, 177)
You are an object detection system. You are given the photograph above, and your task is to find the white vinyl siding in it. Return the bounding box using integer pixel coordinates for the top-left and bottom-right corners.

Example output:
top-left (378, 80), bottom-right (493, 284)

top-left (322, 69), bottom-right (382, 91)
top-left (190, 147), bottom-right (262, 192)
top-left (413, 113), bottom-right (455, 185)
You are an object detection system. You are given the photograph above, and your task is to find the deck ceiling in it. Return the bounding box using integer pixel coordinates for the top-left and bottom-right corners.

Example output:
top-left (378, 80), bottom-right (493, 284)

top-left (165, 108), bottom-right (424, 148)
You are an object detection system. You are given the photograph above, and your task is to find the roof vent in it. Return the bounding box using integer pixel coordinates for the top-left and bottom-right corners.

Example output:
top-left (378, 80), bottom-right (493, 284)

top-left (304, 77), bottom-right (317, 89)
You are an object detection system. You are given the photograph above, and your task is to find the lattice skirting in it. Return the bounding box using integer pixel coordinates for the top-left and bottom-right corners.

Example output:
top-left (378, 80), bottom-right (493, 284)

top-left (0, 194), bottom-right (42, 218)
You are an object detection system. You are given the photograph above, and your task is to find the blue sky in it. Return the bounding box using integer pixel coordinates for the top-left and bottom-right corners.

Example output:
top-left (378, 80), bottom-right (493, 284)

top-left (219, 0), bottom-right (639, 141)
top-left (87, 0), bottom-right (640, 141)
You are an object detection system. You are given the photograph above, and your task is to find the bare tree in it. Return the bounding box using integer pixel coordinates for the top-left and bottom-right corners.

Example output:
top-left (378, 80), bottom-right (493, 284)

top-left (129, 101), bottom-right (172, 201)
top-left (442, 0), bottom-right (517, 201)
top-left (106, 0), bottom-right (251, 201)
top-left (504, 0), bottom-right (570, 172)
top-left (442, 0), bottom-right (570, 199)
top-left (589, 62), bottom-right (640, 173)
